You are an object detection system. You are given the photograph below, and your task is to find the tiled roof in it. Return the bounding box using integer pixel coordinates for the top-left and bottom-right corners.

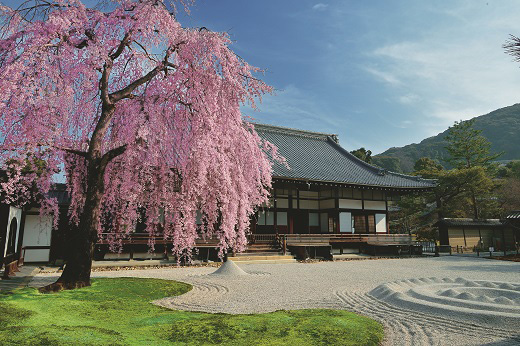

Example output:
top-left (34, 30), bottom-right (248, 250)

top-left (436, 218), bottom-right (504, 228)
top-left (254, 124), bottom-right (436, 189)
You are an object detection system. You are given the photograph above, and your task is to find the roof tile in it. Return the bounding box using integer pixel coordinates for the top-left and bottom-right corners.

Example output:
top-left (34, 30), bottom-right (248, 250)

top-left (255, 124), bottom-right (436, 189)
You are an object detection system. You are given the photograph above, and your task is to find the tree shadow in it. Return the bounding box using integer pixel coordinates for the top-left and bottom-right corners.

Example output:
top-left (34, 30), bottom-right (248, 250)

top-left (481, 335), bottom-right (520, 345)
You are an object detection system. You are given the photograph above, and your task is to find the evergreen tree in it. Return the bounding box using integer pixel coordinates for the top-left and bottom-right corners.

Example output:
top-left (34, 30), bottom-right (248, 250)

top-left (350, 147), bottom-right (372, 163)
top-left (444, 119), bottom-right (502, 169)
top-left (444, 120), bottom-right (501, 218)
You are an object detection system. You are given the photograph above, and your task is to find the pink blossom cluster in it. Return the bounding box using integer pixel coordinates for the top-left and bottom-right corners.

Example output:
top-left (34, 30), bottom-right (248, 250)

top-left (0, 0), bottom-right (282, 260)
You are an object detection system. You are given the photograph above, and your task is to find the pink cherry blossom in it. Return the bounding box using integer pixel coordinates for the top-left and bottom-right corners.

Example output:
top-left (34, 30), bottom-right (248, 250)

top-left (0, 0), bottom-right (282, 287)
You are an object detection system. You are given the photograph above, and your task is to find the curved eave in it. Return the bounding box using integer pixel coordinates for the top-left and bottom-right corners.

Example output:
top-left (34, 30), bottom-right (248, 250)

top-left (272, 176), bottom-right (436, 192)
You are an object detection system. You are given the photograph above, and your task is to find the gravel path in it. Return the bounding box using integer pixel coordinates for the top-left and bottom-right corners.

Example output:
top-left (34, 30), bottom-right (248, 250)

top-left (32, 256), bottom-right (520, 346)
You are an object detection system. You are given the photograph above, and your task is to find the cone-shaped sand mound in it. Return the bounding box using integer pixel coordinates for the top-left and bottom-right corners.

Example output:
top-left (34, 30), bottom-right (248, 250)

top-left (209, 260), bottom-right (249, 276)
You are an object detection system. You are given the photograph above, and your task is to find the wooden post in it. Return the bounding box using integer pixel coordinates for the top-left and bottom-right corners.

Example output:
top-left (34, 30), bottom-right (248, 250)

top-left (502, 228), bottom-right (507, 256)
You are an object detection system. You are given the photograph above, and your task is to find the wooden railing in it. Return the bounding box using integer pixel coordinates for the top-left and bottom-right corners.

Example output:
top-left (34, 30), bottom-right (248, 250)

top-left (95, 233), bottom-right (415, 257)
top-left (247, 234), bottom-right (277, 244)
top-left (280, 233), bottom-right (414, 246)
top-left (96, 233), bottom-right (221, 247)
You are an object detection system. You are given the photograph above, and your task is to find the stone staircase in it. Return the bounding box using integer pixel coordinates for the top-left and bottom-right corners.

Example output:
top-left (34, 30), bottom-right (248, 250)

top-left (227, 242), bottom-right (297, 264)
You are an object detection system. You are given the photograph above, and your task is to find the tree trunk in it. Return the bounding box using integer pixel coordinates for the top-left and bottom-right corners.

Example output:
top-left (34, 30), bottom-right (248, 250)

top-left (436, 195), bottom-right (444, 220)
top-left (40, 162), bottom-right (105, 293)
top-left (471, 191), bottom-right (479, 219)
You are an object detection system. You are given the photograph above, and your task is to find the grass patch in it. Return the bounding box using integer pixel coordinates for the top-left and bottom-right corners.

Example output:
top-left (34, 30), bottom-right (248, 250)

top-left (0, 278), bottom-right (383, 345)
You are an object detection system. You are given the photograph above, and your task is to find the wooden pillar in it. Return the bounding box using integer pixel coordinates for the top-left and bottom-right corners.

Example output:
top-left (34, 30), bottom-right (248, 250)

top-left (385, 197), bottom-right (390, 234)
top-left (273, 188), bottom-right (278, 235)
top-left (335, 186), bottom-right (339, 233)
top-left (17, 208), bottom-right (27, 264)
top-left (502, 227), bottom-right (507, 256)
top-left (289, 190), bottom-right (294, 234)
top-left (0, 204), bottom-right (9, 268)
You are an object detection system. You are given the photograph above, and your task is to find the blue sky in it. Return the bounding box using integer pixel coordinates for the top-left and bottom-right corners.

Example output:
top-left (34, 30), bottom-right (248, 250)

top-left (4, 0), bottom-right (520, 153)
top-left (177, 0), bottom-right (520, 153)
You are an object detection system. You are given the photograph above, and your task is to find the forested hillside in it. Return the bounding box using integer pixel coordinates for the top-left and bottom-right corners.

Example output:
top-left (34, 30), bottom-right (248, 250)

top-left (373, 103), bottom-right (520, 172)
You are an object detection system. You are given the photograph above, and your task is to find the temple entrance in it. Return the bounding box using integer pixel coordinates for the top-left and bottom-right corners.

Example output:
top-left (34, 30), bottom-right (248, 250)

top-left (292, 210), bottom-right (309, 234)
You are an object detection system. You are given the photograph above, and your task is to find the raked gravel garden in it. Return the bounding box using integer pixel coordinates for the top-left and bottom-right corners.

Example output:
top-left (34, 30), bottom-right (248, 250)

top-left (5, 255), bottom-right (520, 345)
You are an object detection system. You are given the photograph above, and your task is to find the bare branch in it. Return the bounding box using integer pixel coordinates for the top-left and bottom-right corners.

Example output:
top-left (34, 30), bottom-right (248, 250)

top-left (108, 42), bottom-right (185, 102)
top-left (60, 147), bottom-right (88, 158)
top-left (504, 35), bottom-right (520, 62)
top-left (109, 65), bottom-right (161, 102)
top-left (109, 32), bottom-right (132, 60)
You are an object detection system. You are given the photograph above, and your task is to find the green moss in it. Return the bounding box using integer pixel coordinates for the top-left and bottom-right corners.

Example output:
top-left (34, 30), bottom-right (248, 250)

top-left (0, 278), bottom-right (383, 345)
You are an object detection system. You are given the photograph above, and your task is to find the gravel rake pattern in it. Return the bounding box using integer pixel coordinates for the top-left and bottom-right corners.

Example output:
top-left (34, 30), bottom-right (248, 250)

top-left (31, 256), bottom-right (520, 345)
top-left (154, 280), bottom-right (230, 312)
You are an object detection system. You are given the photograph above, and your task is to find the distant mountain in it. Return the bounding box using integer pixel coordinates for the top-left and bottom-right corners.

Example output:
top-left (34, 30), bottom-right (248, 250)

top-left (373, 103), bottom-right (520, 173)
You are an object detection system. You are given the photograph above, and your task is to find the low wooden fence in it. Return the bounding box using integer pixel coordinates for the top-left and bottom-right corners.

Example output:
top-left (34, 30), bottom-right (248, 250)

top-left (280, 233), bottom-right (414, 246)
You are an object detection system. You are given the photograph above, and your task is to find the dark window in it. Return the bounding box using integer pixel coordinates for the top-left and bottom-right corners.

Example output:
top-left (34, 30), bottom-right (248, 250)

top-left (6, 218), bottom-right (17, 255)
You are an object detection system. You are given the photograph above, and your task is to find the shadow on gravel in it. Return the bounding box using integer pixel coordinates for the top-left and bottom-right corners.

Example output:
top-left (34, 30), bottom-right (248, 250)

top-left (442, 264), bottom-right (520, 273)
top-left (481, 335), bottom-right (520, 345)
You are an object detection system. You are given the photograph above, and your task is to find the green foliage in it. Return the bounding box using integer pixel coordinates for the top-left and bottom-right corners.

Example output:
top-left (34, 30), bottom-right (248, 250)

top-left (0, 278), bottom-right (383, 346)
top-left (5, 154), bottom-right (47, 177)
top-left (499, 177), bottom-right (520, 213)
top-left (375, 103), bottom-right (520, 172)
top-left (371, 156), bottom-right (403, 173)
top-left (444, 119), bottom-right (502, 169)
top-left (413, 157), bottom-right (443, 177)
top-left (499, 160), bottom-right (520, 179)
top-left (350, 148), bottom-right (372, 163)
top-left (391, 151), bottom-right (502, 239)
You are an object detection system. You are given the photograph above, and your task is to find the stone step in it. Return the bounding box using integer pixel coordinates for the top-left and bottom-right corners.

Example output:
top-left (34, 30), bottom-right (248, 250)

top-left (228, 255), bottom-right (295, 262)
top-left (227, 258), bottom-right (297, 264)
top-left (235, 251), bottom-right (284, 256)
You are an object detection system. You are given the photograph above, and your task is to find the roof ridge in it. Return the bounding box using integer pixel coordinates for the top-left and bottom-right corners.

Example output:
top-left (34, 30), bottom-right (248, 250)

top-left (252, 123), bottom-right (339, 142)
top-left (326, 138), bottom-right (436, 186)
top-left (326, 137), bottom-right (385, 174)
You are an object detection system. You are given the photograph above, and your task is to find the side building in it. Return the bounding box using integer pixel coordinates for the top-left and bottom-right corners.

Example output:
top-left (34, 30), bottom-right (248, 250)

top-left (436, 217), bottom-right (518, 254)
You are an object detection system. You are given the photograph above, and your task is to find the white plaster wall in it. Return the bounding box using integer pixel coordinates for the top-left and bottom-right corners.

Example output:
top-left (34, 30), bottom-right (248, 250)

top-left (21, 214), bottom-right (53, 262)
top-left (3, 206), bottom-right (22, 258)
top-left (375, 214), bottom-right (387, 233)
top-left (340, 212), bottom-right (353, 233)
top-left (364, 201), bottom-right (386, 211)
top-left (339, 199), bottom-right (362, 210)
top-left (319, 199), bottom-right (335, 209)
top-left (300, 200), bottom-right (319, 209)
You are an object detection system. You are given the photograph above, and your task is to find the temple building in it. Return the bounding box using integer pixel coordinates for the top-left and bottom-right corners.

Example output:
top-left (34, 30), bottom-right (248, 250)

top-left (253, 124), bottom-right (435, 235)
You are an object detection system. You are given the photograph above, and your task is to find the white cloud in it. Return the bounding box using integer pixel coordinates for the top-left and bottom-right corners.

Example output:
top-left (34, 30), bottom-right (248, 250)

top-left (398, 93), bottom-right (420, 105)
top-left (367, 2), bottom-right (520, 128)
top-left (365, 67), bottom-right (402, 86)
top-left (242, 84), bottom-right (338, 131)
top-left (312, 3), bottom-right (329, 11)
